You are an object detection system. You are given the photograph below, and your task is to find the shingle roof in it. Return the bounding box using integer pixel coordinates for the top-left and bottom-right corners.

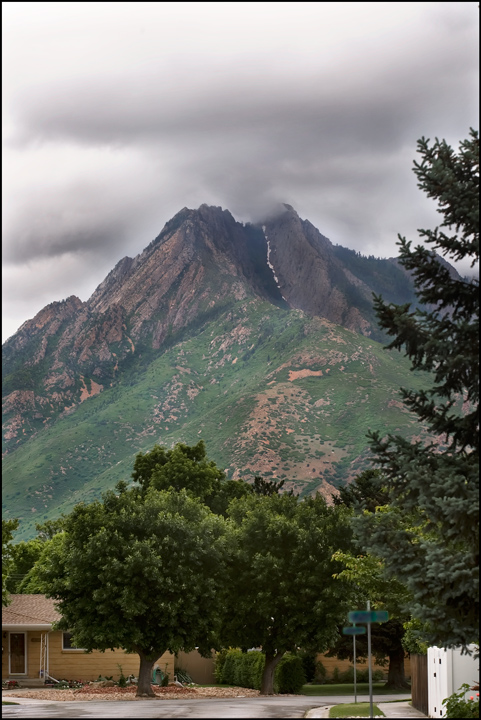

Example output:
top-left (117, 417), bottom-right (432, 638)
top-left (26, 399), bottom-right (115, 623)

top-left (2, 594), bottom-right (61, 626)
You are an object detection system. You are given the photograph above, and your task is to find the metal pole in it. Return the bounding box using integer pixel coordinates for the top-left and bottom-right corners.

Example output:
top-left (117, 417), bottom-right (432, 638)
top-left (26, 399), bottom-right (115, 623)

top-left (367, 600), bottom-right (373, 719)
top-left (353, 626), bottom-right (357, 704)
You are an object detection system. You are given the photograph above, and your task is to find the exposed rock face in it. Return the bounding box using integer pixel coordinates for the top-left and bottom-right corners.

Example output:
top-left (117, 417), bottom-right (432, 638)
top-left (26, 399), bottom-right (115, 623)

top-left (262, 205), bottom-right (374, 333)
top-left (2, 203), bottom-right (428, 452)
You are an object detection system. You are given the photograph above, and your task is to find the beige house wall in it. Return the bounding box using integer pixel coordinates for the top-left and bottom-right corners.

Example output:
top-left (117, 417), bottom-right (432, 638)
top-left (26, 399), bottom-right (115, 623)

top-left (317, 652), bottom-right (412, 681)
top-left (2, 630), bottom-right (174, 683)
top-left (173, 650), bottom-right (412, 685)
top-left (176, 650), bottom-right (216, 684)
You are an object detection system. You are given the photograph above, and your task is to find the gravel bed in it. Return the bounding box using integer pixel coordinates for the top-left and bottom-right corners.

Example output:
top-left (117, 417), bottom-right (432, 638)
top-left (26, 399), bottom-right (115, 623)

top-left (2, 684), bottom-right (263, 702)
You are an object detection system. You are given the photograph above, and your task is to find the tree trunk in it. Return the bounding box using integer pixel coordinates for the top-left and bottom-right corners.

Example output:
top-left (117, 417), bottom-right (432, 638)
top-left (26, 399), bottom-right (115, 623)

top-left (384, 646), bottom-right (410, 689)
top-left (136, 653), bottom-right (157, 697)
top-left (260, 652), bottom-right (284, 695)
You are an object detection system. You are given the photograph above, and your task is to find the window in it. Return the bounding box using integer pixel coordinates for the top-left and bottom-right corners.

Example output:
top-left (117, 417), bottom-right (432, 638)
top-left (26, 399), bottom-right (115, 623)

top-left (62, 632), bottom-right (85, 650)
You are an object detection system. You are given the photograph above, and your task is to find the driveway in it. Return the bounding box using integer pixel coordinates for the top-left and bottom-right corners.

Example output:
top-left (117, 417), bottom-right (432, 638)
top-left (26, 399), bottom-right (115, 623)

top-left (2, 693), bottom-right (412, 718)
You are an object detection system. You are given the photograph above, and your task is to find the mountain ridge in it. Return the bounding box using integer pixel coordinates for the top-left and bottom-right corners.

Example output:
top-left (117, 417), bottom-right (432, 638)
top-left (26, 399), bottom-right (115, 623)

top-left (2, 203), bottom-right (453, 540)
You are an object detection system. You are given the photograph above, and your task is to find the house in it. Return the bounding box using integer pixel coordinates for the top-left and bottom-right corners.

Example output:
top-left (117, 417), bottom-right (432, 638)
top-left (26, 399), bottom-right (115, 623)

top-left (2, 595), bottom-right (174, 685)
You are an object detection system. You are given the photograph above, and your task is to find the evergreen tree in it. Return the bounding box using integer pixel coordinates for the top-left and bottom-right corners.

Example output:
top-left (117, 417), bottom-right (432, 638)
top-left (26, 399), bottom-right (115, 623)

top-left (358, 130), bottom-right (479, 650)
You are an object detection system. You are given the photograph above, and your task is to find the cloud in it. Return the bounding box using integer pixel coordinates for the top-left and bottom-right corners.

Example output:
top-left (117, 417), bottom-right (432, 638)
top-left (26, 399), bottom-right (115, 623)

top-left (2, 1), bottom-right (478, 341)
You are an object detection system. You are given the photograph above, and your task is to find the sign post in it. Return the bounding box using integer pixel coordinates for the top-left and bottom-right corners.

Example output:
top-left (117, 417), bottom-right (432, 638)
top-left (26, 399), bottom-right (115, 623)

top-left (342, 625), bottom-right (366, 704)
top-left (367, 601), bottom-right (373, 719)
top-left (345, 605), bottom-right (389, 718)
top-left (354, 629), bottom-right (356, 705)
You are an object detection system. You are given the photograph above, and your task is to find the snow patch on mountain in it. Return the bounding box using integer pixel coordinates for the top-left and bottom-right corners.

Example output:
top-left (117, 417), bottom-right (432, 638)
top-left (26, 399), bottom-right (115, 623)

top-left (263, 226), bottom-right (286, 301)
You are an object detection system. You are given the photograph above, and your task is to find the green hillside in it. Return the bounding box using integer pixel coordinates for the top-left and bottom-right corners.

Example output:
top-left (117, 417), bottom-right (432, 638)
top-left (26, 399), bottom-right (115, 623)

top-left (2, 299), bottom-right (429, 541)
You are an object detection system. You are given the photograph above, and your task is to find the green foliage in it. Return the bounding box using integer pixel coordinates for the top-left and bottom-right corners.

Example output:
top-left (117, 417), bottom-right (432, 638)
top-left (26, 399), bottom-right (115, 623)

top-left (362, 130), bottom-right (479, 650)
top-left (314, 659), bottom-right (328, 684)
top-left (173, 666), bottom-right (194, 684)
top-left (31, 484), bottom-right (228, 696)
top-left (299, 650), bottom-right (318, 683)
top-left (332, 666), bottom-right (384, 684)
top-left (218, 649), bottom-right (264, 690)
top-left (117, 665), bottom-right (127, 687)
top-left (401, 618), bottom-right (429, 655)
top-left (221, 492), bottom-right (354, 693)
top-left (3, 297), bottom-right (434, 543)
top-left (132, 440), bottom-right (224, 502)
top-left (275, 653), bottom-right (306, 693)
top-left (332, 469), bottom-right (388, 513)
top-left (443, 683), bottom-right (480, 718)
top-left (217, 648), bottom-right (305, 692)
top-left (35, 517), bottom-right (67, 541)
top-left (330, 471), bottom-right (411, 689)
top-left (17, 534), bottom-right (66, 594)
top-left (205, 478), bottom-right (253, 517)
top-left (6, 537), bottom-right (45, 593)
top-left (214, 647), bottom-right (231, 683)
top-left (329, 702), bottom-right (384, 718)
top-left (2, 518), bottom-right (19, 605)
top-left (252, 476), bottom-right (294, 496)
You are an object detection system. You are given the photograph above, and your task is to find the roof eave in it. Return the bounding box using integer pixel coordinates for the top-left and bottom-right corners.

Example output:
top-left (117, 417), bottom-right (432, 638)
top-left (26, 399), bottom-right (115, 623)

top-left (2, 624), bottom-right (54, 631)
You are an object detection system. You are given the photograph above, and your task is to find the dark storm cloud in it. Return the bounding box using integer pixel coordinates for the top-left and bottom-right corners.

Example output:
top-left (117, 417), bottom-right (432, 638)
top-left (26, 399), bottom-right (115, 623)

top-left (3, 187), bottom-right (143, 264)
top-left (6, 22), bottom-right (475, 245)
top-left (2, 1), bottom-right (478, 342)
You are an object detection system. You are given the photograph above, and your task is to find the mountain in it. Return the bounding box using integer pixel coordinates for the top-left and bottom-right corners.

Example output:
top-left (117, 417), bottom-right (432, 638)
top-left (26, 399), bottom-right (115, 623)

top-left (2, 204), bottom-right (450, 540)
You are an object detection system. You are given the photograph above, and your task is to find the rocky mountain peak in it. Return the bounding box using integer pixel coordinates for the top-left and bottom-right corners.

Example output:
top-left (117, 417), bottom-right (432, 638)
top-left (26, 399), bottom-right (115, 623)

top-left (3, 202), bottom-right (428, 459)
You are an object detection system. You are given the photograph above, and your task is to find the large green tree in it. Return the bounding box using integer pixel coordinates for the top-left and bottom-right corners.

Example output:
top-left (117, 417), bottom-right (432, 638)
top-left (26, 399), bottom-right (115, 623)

top-left (360, 130), bottom-right (479, 649)
top-left (2, 518), bottom-right (19, 606)
top-left (32, 484), bottom-right (227, 696)
top-left (331, 470), bottom-right (411, 689)
top-left (5, 537), bottom-right (45, 593)
top-left (131, 439), bottom-right (252, 515)
top-left (330, 550), bottom-right (411, 689)
top-left (222, 492), bottom-right (353, 694)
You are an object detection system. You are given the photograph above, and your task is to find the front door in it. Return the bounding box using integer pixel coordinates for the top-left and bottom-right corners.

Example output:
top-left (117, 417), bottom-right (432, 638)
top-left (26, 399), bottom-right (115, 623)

top-left (9, 633), bottom-right (26, 674)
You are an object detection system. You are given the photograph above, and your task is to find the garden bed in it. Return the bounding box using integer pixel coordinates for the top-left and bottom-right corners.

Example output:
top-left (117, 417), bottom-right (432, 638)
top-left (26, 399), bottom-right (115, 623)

top-left (2, 684), bottom-right (262, 701)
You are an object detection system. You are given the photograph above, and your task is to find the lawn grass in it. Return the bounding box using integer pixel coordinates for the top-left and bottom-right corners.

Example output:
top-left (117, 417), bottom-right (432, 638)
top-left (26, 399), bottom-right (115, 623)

top-left (300, 683), bottom-right (411, 696)
top-left (329, 702), bottom-right (384, 717)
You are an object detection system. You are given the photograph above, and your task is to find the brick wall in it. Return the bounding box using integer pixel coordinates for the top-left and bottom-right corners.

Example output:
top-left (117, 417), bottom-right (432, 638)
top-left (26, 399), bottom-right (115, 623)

top-left (2, 630), bottom-right (174, 683)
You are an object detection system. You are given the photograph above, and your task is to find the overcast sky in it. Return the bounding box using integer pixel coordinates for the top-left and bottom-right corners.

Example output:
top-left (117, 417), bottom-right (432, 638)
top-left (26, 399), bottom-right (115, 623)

top-left (2, 2), bottom-right (479, 342)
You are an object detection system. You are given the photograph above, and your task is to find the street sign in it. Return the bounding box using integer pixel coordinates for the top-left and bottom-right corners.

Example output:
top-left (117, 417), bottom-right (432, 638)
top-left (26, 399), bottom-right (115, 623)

top-left (343, 626), bottom-right (366, 635)
top-left (348, 610), bottom-right (389, 624)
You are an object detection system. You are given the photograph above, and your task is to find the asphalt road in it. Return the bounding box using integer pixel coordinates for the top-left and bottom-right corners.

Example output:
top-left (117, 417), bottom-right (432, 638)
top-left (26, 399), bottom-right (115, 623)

top-left (2, 693), bottom-right (412, 718)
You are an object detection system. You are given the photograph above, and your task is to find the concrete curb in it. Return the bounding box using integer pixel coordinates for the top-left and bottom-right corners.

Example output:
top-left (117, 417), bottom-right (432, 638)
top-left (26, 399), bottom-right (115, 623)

top-left (304, 706), bottom-right (331, 718)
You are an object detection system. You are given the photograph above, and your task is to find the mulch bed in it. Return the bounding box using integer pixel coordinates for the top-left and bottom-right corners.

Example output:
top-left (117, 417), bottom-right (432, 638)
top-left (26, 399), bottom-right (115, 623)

top-left (2, 684), bottom-right (262, 701)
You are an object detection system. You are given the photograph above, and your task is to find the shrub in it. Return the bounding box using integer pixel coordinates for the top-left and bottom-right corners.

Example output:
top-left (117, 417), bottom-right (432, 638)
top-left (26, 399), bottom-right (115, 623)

top-left (443, 683), bottom-right (480, 719)
top-left (314, 659), bottom-right (328, 684)
top-left (220, 649), bottom-right (243, 685)
top-left (275, 653), bottom-right (306, 694)
top-left (117, 664), bottom-right (127, 687)
top-left (221, 649), bottom-right (264, 689)
top-left (331, 666), bottom-right (341, 684)
top-left (299, 650), bottom-right (318, 683)
top-left (174, 666), bottom-right (194, 684)
top-left (214, 648), bottom-right (229, 683)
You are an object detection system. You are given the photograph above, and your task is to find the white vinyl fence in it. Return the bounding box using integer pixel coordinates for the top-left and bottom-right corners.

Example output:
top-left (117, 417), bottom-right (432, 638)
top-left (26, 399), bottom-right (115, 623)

top-left (427, 645), bottom-right (479, 718)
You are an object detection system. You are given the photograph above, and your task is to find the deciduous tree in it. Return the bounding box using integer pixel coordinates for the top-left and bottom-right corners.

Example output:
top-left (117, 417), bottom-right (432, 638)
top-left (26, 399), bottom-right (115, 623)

top-left (331, 470), bottom-right (411, 688)
top-left (222, 492), bottom-right (352, 694)
top-left (33, 485), bottom-right (227, 696)
top-left (2, 518), bottom-right (18, 606)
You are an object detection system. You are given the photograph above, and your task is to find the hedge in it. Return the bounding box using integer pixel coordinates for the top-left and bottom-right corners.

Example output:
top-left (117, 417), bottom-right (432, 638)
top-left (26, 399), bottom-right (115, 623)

top-left (214, 649), bottom-right (305, 693)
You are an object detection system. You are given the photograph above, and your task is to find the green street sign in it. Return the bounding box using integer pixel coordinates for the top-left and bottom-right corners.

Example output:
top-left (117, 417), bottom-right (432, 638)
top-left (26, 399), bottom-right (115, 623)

top-left (348, 610), bottom-right (389, 624)
top-left (343, 626), bottom-right (366, 635)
